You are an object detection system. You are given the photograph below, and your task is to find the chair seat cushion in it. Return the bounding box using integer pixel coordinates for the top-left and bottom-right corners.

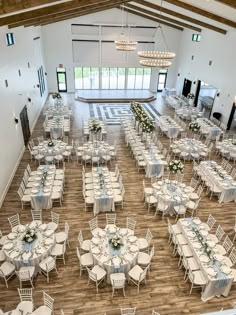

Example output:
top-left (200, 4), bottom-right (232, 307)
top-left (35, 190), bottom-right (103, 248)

top-left (91, 265), bottom-right (106, 281)
top-left (0, 250), bottom-right (5, 262)
top-left (110, 272), bottom-right (126, 284)
top-left (39, 256), bottom-right (54, 272)
top-left (223, 256), bottom-right (233, 268)
top-left (19, 266), bottom-right (35, 277)
top-left (0, 261), bottom-right (15, 276)
top-left (114, 194), bottom-right (122, 203)
top-left (186, 200), bottom-right (195, 210)
top-left (22, 195), bottom-right (31, 202)
top-left (47, 222), bottom-right (58, 232)
top-left (51, 243), bottom-right (65, 256)
top-left (0, 235), bottom-right (7, 247)
top-left (16, 301), bottom-right (34, 313)
top-left (81, 253), bottom-right (93, 267)
top-left (138, 238), bottom-right (148, 251)
top-left (215, 244), bottom-right (226, 256)
top-left (81, 240), bottom-right (91, 252)
top-left (128, 265), bottom-right (143, 281)
top-left (192, 270), bottom-right (207, 286)
top-left (34, 305), bottom-right (52, 315)
top-left (147, 196), bottom-right (158, 204)
top-left (55, 232), bottom-right (67, 244)
top-left (190, 192), bottom-right (199, 200)
top-left (137, 252), bottom-right (151, 265)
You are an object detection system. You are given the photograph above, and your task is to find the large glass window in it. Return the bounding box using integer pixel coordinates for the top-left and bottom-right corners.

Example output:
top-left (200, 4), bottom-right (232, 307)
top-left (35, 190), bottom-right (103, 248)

top-left (74, 67), bottom-right (152, 89)
top-left (74, 67), bottom-right (99, 89)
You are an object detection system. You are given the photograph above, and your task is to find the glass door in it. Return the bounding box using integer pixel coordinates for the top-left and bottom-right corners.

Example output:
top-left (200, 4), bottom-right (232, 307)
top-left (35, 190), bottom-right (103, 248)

top-left (56, 68), bottom-right (67, 92)
top-left (157, 70), bottom-right (167, 92)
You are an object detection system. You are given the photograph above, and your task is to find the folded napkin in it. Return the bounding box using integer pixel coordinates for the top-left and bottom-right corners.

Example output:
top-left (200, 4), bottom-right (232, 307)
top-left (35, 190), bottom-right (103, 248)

top-left (22, 252), bottom-right (32, 263)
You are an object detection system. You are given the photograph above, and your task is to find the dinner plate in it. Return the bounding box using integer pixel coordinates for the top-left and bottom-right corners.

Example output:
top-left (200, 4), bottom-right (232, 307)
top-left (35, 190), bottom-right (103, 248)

top-left (200, 230), bottom-right (208, 237)
top-left (35, 177), bottom-right (41, 181)
top-left (44, 188), bottom-right (50, 193)
top-left (214, 254), bottom-right (224, 262)
top-left (33, 183), bottom-right (40, 187)
top-left (192, 242), bottom-right (201, 249)
top-left (7, 232), bottom-right (17, 240)
top-left (193, 218), bottom-right (201, 225)
top-left (44, 238), bottom-right (53, 245)
top-left (128, 236), bottom-right (137, 243)
top-left (221, 265), bottom-right (231, 275)
top-left (181, 220), bottom-right (190, 226)
top-left (37, 171), bottom-right (43, 175)
top-left (207, 240), bottom-right (216, 248)
top-left (4, 242), bottom-right (14, 250)
top-left (107, 191), bottom-right (113, 196)
top-left (119, 228), bottom-right (128, 236)
top-left (99, 230), bottom-right (106, 237)
top-left (35, 248), bottom-right (45, 254)
top-left (200, 255), bottom-right (210, 263)
top-left (187, 231), bottom-right (195, 238)
top-left (92, 246), bottom-right (100, 255)
top-left (39, 224), bottom-right (47, 231)
top-left (108, 226), bottom-right (117, 234)
top-left (44, 230), bottom-right (54, 237)
top-left (130, 245), bottom-right (138, 253)
top-left (92, 237), bottom-right (100, 245)
top-left (38, 166), bottom-right (44, 170)
top-left (207, 267), bottom-right (217, 277)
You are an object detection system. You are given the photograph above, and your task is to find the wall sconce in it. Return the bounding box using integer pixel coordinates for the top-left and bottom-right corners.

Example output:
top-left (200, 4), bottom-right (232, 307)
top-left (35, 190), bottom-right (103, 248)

top-left (14, 117), bottom-right (19, 124)
top-left (216, 91), bottom-right (220, 97)
top-left (28, 97), bottom-right (31, 102)
top-left (177, 73), bottom-right (180, 77)
top-left (193, 81), bottom-right (196, 84)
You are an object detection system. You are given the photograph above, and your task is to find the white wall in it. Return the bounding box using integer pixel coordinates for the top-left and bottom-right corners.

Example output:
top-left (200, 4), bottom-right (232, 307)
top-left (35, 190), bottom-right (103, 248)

top-left (0, 25), bottom-right (48, 206)
top-left (176, 28), bottom-right (236, 126)
top-left (41, 8), bottom-right (182, 93)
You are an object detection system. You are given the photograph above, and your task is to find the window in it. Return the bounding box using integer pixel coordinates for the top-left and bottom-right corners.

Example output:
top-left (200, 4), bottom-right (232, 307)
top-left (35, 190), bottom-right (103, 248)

top-left (6, 33), bottom-right (15, 46)
top-left (192, 34), bottom-right (201, 42)
top-left (157, 70), bottom-right (167, 92)
top-left (74, 67), bottom-right (151, 90)
top-left (74, 67), bottom-right (99, 89)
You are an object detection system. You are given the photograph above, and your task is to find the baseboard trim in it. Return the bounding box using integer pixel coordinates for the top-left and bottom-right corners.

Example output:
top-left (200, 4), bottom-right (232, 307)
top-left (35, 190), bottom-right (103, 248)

top-left (0, 146), bottom-right (25, 208)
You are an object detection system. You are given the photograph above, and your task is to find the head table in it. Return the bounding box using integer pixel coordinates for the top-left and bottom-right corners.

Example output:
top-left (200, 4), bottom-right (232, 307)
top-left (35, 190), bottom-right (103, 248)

top-left (91, 226), bottom-right (139, 283)
top-left (3, 221), bottom-right (55, 274)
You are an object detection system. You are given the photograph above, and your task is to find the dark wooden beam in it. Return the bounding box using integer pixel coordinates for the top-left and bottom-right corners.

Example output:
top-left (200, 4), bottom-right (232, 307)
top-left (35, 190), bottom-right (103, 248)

top-left (135, 0), bottom-right (227, 34)
top-left (122, 7), bottom-right (183, 31)
top-left (164, 0), bottom-right (236, 28)
top-left (9, 1), bottom-right (129, 28)
top-left (0, 0), bottom-right (130, 27)
top-left (125, 3), bottom-right (201, 32)
top-left (214, 0), bottom-right (236, 9)
top-left (0, 0), bottom-right (60, 14)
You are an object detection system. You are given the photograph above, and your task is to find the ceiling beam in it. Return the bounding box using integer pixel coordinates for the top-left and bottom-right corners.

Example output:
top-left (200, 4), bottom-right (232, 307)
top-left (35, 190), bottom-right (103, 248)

top-left (125, 3), bottom-right (201, 32)
top-left (0, 0), bottom-right (60, 14)
top-left (135, 0), bottom-right (227, 34)
top-left (164, 0), bottom-right (236, 28)
top-left (21, 1), bottom-right (131, 28)
top-left (214, 0), bottom-right (236, 9)
top-left (122, 7), bottom-right (183, 31)
top-left (0, 0), bottom-right (130, 27)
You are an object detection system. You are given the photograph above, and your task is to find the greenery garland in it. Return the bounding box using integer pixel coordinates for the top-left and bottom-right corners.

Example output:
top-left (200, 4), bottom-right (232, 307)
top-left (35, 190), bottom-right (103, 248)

top-left (130, 101), bottom-right (155, 133)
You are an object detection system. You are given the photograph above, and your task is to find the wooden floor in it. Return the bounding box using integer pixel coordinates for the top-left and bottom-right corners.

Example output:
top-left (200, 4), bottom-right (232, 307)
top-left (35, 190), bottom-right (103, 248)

top-left (1, 93), bottom-right (236, 315)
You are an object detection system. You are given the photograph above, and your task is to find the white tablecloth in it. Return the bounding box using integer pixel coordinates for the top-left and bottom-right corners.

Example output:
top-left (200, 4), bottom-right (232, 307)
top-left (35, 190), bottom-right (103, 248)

top-left (3, 222), bottom-right (55, 274)
top-left (83, 119), bottom-right (107, 140)
top-left (143, 149), bottom-right (166, 178)
top-left (197, 118), bottom-right (222, 140)
top-left (219, 139), bottom-right (236, 155)
top-left (172, 138), bottom-right (207, 160)
top-left (159, 116), bottom-right (182, 138)
top-left (198, 161), bottom-right (236, 203)
top-left (176, 107), bottom-right (199, 120)
top-left (30, 165), bottom-right (56, 210)
top-left (178, 218), bottom-right (233, 301)
top-left (90, 227), bottom-right (138, 283)
top-left (152, 179), bottom-right (190, 215)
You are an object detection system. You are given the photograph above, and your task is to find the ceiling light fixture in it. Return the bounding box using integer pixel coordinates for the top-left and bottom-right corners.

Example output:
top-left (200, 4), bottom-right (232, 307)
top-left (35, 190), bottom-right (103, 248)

top-left (138, 0), bottom-right (176, 67)
top-left (115, 5), bottom-right (137, 51)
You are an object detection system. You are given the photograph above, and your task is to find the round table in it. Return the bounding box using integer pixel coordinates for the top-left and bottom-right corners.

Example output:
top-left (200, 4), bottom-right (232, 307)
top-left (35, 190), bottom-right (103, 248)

top-left (78, 141), bottom-right (114, 158)
top-left (36, 140), bottom-right (68, 155)
top-left (3, 222), bottom-right (55, 274)
top-left (172, 138), bottom-right (207, 160)
top-left (90, 227), bottom-right (139, 283)
top-left (152, 179), bottom-right (190, 215)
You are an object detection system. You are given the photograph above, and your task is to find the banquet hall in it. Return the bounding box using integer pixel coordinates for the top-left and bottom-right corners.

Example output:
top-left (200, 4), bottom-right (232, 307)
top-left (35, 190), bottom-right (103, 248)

top-left (1, 1), bottom-right (236, 315)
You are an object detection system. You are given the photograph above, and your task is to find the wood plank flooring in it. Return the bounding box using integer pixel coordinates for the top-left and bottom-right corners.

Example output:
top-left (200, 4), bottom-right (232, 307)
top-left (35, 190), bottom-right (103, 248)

top-left (0, 93), bottom-right (236, 315)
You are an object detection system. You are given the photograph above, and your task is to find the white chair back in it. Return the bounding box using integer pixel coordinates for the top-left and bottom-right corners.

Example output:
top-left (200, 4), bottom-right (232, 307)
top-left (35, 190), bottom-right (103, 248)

top-left (43, 291), bottom-right (54, 311)
top-left (51, 211), bottom-right (59, 225)
top-left (106, 213), bottom-right (116, 226)
top-left (89, 217), bottom-right (98, 232)
top-left (207, 214), bottom-right (216, 229)
top-left (8, 214), bottom-right (20, 230)
top-left (18, 288), bottom-right (33, 302)
top-left (31, 209), bottom-right (42, 222)
top-left (126, 217), bottom-right (136, 232)
top-left (223, 235), bottom-right (233, 254)
top-left (215, 225), bottom-right (225, 241)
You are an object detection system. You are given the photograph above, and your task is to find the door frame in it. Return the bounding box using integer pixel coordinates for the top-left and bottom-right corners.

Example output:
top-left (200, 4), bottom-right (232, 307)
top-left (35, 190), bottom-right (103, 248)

top-left (56, 68), bottom-right (67, 92)
top-left (157, 71), bottom-right (167, 92)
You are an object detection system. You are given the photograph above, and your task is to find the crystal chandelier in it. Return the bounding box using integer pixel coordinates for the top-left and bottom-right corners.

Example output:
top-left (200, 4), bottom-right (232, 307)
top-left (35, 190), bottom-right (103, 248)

top-left (115, 6), bottom-right (137, 51)
top-left (138, 1), bottom-right (175, 67)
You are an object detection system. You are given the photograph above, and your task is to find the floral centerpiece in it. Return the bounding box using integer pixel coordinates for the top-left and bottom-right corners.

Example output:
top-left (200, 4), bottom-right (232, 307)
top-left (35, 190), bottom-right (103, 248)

top-left (22, 227), bottom-right (37, 244)
top-left (52, 92), bottom-right (61, 99)
top-left (41, 171), bottom-right (48, 186)
top-left (89, 121), bottom-right (102, 134)
top-left (187, 93), bottom-right (195, 100)
top-left (168, 160), bottom-right (184, 173)
top-left (48, 140), bottom-right (54, 147)
top-left (109, 235), bottom-right (123, 250)
top-left (189, 121), bottom-right (200, 133)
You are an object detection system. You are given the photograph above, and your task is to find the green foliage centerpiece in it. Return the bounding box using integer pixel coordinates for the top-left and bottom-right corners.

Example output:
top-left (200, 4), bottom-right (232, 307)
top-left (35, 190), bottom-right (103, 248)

top-left (189, 121), bottom-right (200, 133)
top-left (52, 92), bottom-right (61, 99)
top-left (168, 160), bottom-right (184, 173)
top-left (109, 234), bottom-right (123, 251)
top-left (48, 140), bottom-right (54, 147)
top-left (130, 101), bottom-right (155, 133)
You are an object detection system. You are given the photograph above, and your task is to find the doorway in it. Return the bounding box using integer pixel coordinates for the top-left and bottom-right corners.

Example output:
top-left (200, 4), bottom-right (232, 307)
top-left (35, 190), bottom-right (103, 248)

top-left (56, 68), bottom-right (67, 92)
top-left (182, 78), bottom-right (192, 97)
top-left (20, 106), bottom-right (31, 146)
top-left (157, 70), bottom-right (167, 92)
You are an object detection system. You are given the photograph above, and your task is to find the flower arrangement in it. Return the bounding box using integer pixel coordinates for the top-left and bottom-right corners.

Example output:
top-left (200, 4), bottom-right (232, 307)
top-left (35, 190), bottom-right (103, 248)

top-left (52, 92), bottom-right (61, 99)
top-left (130, 101), bottom-right (155, 133)
top-left (22, 227), bottom-right (37, 244)
top-left (168, 160), bottom-right (184, 173)
top-left (187, 93), bottom-right (195, 100)
top-left (109, 235), bottom-right (123, 250)
top-left (48, 140), bottom-right (54, 147)
top-left (89, 120), bottom-right (102, 134)
top-left (41, 171), bottom-right (48, 187)
top-left (189, 121), bottom-right (200, 133)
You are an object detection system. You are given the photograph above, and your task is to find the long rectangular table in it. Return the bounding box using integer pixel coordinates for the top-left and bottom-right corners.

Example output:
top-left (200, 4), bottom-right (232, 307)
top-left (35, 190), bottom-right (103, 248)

top-left (178, 218), bottom-right (233, 302)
